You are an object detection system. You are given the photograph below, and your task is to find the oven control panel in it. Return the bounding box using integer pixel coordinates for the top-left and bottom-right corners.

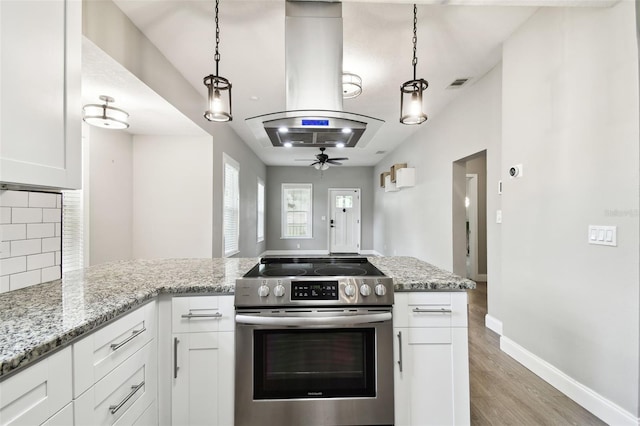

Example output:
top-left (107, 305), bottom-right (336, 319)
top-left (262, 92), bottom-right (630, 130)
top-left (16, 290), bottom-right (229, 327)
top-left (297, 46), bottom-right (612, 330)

top-left (235, 277), bottom-right (394, 307)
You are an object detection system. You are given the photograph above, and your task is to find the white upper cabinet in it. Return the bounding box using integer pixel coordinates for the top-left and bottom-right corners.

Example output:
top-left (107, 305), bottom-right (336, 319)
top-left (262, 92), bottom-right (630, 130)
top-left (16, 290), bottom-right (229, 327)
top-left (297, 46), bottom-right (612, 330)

top-left (0, 0), bottom-right (82, 190)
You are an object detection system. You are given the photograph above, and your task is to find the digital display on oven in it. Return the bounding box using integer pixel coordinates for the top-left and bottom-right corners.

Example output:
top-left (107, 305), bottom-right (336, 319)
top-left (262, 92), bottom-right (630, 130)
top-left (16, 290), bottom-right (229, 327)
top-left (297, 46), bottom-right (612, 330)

top-left (291, 281), bottom-right (339, 300)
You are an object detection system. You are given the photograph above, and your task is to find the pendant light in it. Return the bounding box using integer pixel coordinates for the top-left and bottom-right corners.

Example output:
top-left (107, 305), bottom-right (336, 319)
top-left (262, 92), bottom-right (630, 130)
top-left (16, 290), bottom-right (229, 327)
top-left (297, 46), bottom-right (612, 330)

top-left (82, 95), bottom-right (129, 129)
top-left (203, 0), bottom-right (232, 122)
top-left (400, 4), bottom-right (428, 125)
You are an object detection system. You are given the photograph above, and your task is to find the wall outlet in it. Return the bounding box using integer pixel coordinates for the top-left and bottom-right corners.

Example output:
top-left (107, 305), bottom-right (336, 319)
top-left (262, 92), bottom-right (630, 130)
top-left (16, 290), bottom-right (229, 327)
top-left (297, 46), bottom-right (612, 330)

top-left (496, 210), bottom-right (502, 224)
top-left (296, 243), bottom-right (301, 249)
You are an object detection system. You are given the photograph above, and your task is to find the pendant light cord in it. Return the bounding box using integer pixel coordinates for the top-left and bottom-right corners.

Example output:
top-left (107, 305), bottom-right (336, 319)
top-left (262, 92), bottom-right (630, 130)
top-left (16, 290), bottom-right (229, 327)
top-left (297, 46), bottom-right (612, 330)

top-left (412, 4), bottom-right (417, 81)
top-left (214, 0), bottom-right (221, 77)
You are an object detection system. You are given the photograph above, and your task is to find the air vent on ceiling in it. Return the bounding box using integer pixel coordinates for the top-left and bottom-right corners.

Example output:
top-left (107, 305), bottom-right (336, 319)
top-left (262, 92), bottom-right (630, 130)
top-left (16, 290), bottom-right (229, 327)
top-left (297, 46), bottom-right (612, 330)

top-left (375, 150), bottom-right (387, 155)
top-left (447, 78), bottom-right (470, 89)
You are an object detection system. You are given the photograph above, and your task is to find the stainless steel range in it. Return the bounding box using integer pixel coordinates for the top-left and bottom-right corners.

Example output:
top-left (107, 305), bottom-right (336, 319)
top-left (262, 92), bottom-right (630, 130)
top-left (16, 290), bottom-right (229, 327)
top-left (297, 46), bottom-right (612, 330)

top-left (234, 257), bottom-right (394, 426)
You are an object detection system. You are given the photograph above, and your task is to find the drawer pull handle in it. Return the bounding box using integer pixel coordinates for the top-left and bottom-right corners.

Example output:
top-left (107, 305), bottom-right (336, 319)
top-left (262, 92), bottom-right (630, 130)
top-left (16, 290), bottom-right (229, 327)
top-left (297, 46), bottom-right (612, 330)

top-left (110, 327), bottom-right (146, 351)
top-left (412, 307), bottom-right (452, 314)
top-left (181, 312), bottom-right (223, 319)
top-left (109, 381), bottom-right (145, 414)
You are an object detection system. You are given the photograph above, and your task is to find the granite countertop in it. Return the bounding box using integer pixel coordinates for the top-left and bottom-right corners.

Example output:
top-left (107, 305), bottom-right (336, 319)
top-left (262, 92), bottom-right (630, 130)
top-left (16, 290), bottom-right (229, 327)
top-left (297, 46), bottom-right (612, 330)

top-left (0, 256), bottom-right (474, 379)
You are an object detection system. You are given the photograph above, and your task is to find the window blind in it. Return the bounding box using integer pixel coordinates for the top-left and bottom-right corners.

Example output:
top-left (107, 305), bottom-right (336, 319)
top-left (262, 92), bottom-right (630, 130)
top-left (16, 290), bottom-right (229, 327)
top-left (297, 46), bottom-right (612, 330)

top-left (223, 156), bottom-right (240, 256)
top-left (62, 190), bottom-right (84, 273)
top-left (257, 180), bottom-right (265, 242)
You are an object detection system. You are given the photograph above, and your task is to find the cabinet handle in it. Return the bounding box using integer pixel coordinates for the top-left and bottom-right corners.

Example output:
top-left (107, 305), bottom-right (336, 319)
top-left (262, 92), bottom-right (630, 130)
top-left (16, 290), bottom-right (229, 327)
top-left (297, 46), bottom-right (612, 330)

top-left (397, 331), bottom-right (403, 373)
top-left (174, 337), bottom-right (180, 379)
top-left (181, 312), bottom-right (223, 319)
top-left (110, 327), bottom-right (146, 351)
top-left (109, 381), bottom-right (145, 414)
top-left (412, 307), bottom-right (452, 314)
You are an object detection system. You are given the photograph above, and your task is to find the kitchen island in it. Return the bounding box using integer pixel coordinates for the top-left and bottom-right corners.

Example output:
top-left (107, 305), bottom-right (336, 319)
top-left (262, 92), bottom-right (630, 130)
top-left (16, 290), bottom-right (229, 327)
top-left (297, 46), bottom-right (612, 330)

top-left (0, 256), bottom-right (474, 379)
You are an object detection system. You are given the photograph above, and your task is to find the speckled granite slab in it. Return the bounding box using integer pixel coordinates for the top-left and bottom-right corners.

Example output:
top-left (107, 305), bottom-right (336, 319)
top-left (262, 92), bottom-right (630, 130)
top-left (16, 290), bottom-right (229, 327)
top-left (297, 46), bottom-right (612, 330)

top-left (0, 256), bottom-right (472, 379)
top-left (369, 256), bottom-right (476, 291)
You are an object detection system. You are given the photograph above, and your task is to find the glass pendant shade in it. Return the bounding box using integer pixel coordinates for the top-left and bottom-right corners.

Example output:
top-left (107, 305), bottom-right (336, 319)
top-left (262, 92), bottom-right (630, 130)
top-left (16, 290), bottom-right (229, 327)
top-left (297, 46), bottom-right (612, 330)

top-left (82, 96), bottom-right (129, 129)
top-left (400, 78), bottom-right (428, 125)
top-left (204, 75), bottom-right (232, 122)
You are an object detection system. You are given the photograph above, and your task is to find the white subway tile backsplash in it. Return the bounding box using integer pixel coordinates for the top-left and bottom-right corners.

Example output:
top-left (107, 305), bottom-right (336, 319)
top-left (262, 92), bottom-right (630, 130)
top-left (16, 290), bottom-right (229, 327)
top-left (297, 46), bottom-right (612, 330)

top-left (1, 256), bottom-right (27, 276)
top-left (0, 190), bottom-right (29, 207)
top-left (11, 239), bottom-right (42, 256)
top-left (42, 237), bottom-right (61, 253)
top-left (42, 208), bottom-right (62, 223)
top-left (0, 242), bottom-right (10, 259)
top-left (12, 208), bottom-right (42, 224)
top-left (1, 207), bottom-right (11, 224)
top-left (27, 223), bottom-right (55, 239)
top-left (1, 224), bottom-right (26, 241)
top-left (10, 270), bottom-right (41, 291)
top-left (29, 192), bottom-right (58, 208)
top-left (42, 266), bottom-right (61, 283)
top-left (0, 190), bottom-right (64, 294)
top-left (27, 252), bottom-right (55, 271)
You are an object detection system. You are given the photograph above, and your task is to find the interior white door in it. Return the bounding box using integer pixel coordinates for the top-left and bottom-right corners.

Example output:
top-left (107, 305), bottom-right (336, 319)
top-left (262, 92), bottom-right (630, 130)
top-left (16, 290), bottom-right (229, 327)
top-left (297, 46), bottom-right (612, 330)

top-left (329, 189), bottom-right (361, 253)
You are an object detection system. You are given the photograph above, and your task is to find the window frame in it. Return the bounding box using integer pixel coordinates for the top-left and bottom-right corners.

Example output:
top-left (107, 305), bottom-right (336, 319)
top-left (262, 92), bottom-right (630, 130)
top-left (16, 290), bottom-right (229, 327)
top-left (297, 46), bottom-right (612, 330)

top-left (223, 153), bottom-right (240, 257)
top-left (281, 183), bottom-right (313, 239)
top-left (257, 178), bottom-right (265, 243)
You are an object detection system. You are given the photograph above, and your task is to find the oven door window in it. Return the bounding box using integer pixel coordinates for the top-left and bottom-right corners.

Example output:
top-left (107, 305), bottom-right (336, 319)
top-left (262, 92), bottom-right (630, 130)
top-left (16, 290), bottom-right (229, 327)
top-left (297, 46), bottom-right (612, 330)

top-left (253, 328), bottom-right (376, 399)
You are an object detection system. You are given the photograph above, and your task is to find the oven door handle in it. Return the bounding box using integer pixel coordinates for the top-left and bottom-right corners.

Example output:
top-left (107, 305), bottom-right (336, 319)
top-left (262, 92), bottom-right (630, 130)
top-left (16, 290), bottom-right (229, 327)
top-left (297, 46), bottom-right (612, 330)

top-left (235, 312), bottom-right (392, 326)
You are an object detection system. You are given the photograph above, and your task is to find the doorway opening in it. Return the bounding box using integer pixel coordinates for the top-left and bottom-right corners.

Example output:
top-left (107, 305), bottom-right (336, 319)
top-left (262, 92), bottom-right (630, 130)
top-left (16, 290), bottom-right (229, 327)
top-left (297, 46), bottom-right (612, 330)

top-left (452, 151), bottom-right (487, 281)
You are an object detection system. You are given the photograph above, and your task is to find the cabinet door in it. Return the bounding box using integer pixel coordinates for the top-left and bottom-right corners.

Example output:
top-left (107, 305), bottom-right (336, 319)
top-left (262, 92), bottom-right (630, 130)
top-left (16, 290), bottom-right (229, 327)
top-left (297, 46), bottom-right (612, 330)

top-left (0, 347), bottom-right (72, 426)
top-left (40, 403), bottom-right (73, 426)
top-left (172, 332), bottom-right (234, 426)
top-left (0, 0), bottom-right (81, 189)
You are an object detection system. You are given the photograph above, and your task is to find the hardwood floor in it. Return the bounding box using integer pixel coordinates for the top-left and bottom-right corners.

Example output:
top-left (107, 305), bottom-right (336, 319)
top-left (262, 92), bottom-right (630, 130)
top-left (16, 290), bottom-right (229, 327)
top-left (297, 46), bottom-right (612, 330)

top-left (466, 282), bottom-right (606, 426)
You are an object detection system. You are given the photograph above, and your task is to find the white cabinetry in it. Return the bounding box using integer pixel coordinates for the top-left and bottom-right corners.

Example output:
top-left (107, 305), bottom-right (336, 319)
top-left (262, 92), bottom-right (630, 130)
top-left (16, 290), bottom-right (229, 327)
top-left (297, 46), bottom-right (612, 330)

top-left (171, 295), bottom-right (234, 426)
top-left (73, 301), bottom-right (158, 426)
top-left (393, 292), bottom-right (470, 426)
top-left (0, 0), bottom-right (82, 190)
top-left (0, 347), bottom-right (72, 426)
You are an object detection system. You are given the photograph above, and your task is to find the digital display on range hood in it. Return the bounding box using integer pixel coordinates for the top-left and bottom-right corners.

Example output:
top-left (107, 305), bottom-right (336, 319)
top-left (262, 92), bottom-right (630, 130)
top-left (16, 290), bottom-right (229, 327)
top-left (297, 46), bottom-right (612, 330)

top-left (301, 119), bottom-right (329, 126)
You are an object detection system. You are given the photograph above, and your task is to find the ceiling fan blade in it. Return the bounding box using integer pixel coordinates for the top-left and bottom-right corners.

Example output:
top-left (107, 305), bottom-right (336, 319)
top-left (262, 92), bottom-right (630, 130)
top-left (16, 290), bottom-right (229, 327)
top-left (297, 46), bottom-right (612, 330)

top-left (310, 161), bottom-right (320, 166)
top-left (329, 157), bottom-right (349, 161)
top-left (327, 160), bottom-right (343, 165)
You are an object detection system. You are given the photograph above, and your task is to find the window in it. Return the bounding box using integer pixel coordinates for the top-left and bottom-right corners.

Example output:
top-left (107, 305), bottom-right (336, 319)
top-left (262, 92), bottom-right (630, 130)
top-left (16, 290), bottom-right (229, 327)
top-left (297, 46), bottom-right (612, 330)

top-left (257, 179), bottom-right (265, 243)
top-left (223, 154), bottom-right (240, 256)
top-left (282, 183), bottom-right (312, 238)
top-left (62, 190), bottom-right (84, 273)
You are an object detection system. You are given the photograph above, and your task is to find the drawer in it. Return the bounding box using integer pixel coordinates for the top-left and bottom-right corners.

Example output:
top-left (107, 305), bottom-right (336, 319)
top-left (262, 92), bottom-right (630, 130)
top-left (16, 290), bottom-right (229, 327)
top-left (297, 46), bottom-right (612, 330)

top-left (74, 340), bottom-right (157, 426)
top-left (408, 327), bottom-right (452, 345)
top-left (41, 403), bottom-right (73, 426)
top-left (73, 302), bottom-right (156, 398)
top-left (394, 292), bottom-right (467, 328)
top-left (0, 347), bottom-right (72, 426)
top-left (172, 295), bottom-right (234, 333)
top-left (131, 400), bottom-right (157, 426)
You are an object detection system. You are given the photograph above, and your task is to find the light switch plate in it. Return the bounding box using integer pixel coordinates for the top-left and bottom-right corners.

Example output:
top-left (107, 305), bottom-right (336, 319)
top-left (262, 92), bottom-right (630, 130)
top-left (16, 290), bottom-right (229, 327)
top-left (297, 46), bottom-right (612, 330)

top-left (588, 225), bottom-right (617, 246)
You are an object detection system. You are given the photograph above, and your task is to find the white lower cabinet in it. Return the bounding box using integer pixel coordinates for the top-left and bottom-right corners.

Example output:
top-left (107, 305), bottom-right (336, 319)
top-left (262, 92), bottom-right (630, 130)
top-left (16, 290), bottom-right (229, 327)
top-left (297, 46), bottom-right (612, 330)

top-left (41, 403), bottom-right (73, 426)
top-left (0, 346), bottom-right (72, 426)
top-left (170, 295), bottom-right (234, 426)
top-left (74, 340), bottom-right (157, 426)
top-left (393, 292), bottom-right (470, 426)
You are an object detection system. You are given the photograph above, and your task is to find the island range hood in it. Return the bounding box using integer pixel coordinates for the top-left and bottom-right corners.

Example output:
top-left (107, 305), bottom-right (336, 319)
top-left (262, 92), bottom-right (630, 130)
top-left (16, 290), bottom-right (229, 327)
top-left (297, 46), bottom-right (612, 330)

top-left (245, 0), bottom-right (384, 149)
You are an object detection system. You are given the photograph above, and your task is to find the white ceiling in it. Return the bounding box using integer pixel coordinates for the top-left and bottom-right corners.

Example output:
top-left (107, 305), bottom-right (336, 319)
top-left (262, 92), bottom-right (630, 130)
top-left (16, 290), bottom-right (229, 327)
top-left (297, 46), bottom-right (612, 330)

top-left (82, 0), bottom-right (614, 166)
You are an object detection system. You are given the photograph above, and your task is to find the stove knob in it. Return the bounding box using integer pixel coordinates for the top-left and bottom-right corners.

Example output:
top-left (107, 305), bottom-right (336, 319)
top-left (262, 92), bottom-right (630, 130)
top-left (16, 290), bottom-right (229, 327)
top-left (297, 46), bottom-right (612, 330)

top-left (344, 284), bottom-right (357, 297)
top-left (375, 284), bottom-right (387, 296)
top-left (360, 284), bottom-right (372, 297)
top-left (258, 285), bottom-right (270, 297)
top-left (274, 284), bottom-right (286, 297)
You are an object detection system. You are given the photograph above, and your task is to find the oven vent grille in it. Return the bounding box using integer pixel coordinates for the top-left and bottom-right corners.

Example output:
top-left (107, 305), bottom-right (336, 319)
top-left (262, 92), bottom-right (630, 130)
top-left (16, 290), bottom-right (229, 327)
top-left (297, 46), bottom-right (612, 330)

top-left (447, 78), bottom-right (470, 89)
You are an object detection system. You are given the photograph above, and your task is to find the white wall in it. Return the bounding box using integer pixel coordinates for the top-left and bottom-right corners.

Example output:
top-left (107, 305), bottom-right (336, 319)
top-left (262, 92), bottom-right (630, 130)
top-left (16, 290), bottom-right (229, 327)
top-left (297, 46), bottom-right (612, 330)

top-left (501, 2), bottom-right (639, 419)
top-left (132, 135), bottom-right (213, 258)
top-left (88, 126), bottom-right (133, 265)
top-left (374, 63), bottom-right (502, 273)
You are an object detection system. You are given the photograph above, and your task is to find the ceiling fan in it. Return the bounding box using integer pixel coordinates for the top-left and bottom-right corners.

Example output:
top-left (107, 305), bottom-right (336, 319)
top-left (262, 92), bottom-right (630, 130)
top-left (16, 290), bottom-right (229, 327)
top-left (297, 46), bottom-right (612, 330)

top-left (296, 148), bottom-right (349, 170)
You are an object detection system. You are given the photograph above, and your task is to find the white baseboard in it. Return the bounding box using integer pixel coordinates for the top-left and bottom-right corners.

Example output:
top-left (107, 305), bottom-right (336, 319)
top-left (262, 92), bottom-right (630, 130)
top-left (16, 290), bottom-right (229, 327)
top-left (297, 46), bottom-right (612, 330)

top-left (360, 250), bottom-right (383, 256)
top-left (476, 273), bottom-right (487, 281)
top-left (500, 336), bottom-right (639, 426)
top-left (484, 314), bottom-right (503, 335)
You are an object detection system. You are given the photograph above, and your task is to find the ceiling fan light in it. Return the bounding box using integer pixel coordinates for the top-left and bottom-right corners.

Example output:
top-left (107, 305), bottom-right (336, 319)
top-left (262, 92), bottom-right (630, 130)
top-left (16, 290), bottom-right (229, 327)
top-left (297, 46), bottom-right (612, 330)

top-left (320, 163), bottom-right (330, 171)
top-left (82, 95), bottom-right (129, 130)
top-left (314, 163), bottom-right (322, 170)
